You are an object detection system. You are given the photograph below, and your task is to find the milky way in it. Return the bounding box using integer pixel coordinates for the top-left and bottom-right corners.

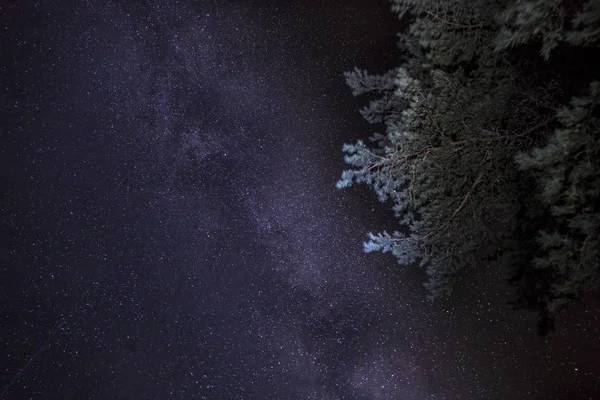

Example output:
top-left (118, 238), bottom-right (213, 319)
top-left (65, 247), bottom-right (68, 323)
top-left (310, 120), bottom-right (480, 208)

top-left (2, 0), bottom-right (599, 399)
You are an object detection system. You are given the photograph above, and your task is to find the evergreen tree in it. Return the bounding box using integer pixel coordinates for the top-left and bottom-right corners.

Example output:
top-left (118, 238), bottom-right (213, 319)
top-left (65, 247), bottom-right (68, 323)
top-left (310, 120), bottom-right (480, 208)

top-left (495, 0), bottom-right (600, 59)
top-left (505, 81), bottom-right (600, 334)
top-left (338, 0), bottom-right (599, 330)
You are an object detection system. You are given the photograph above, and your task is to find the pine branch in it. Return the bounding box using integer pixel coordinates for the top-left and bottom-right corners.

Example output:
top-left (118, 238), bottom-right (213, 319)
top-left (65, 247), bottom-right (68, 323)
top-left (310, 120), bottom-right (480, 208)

top-left (366, 141), bottom-right (469, 171)
top-left (450, 173), bottom-right (484, 220)
top-left (388, 230), bottom-right (435, 243)
top-left (511, 117), bottom-right (554, 139)
top-left (579, 235), bottom-right (591, 268)
top-left (425, 11), bottom-right (483, 29)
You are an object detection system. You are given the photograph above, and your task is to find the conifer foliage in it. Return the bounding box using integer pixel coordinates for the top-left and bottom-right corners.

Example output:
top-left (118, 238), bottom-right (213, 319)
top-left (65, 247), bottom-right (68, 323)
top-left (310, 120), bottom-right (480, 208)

top-left (338, 0), bottom-right (600, 331)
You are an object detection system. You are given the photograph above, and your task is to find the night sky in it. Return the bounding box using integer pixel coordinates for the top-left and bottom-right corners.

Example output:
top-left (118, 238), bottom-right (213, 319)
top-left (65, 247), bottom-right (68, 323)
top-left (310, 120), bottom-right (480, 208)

top-left (2, 0), bottom-right (599, 399)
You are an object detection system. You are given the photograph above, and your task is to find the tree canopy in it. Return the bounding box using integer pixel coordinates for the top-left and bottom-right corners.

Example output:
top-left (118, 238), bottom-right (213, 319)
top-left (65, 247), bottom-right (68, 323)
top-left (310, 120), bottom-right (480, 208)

top-left (338, 0), bottom-right (600, 334)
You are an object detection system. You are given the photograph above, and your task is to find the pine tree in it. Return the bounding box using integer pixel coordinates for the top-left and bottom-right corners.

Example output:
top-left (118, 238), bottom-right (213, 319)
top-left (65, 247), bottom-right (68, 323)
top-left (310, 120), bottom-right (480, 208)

top-left (338, 0), bottom-right (600, 329)
top-left (495, 0), bottom-right (600, 59)
top-left (495, 0), bottom-right (600, 331)
top-left (338, 0), bottom-right (531, 300)
top-left (505, 81), bottom-right (600, 334)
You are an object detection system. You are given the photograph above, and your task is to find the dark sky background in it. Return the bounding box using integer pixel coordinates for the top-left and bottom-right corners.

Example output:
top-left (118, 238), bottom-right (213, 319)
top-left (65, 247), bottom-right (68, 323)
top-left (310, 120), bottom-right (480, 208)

top-left (1, 0), bottom-right (599, 399)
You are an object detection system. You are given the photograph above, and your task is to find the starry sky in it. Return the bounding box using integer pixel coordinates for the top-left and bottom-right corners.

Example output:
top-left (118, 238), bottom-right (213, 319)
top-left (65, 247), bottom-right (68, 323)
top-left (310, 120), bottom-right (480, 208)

top-left (1, 0), bottom-right (599, 399)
